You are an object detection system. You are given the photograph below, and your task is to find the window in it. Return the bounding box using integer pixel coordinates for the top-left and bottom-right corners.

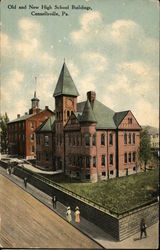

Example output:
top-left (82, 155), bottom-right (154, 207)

top-left (31, 145), bottom-right (34, 153)
top-left (69, 135), bottom-right (71, 145)
top-left (30, 134), bottom-right (34, 141)
top-left (67, 110), bottom-right (70, 118)
top-left (133, 152), bottom-right (136, 162)
top-left (101, 134), bottom-right (105, 145)
top-left (124, 153), bottom-right (127, 163)
top-left (129, 133), bottom-right (131, 144)
top-left (92, 133), bottom-right (96, 146)
top-left (110, 170), bottom-right (114, 175)
top-left (46, 152), bottom-right (49, 161)
top-left (133, 133), bottom-right (135, 144)
top-left (101, 155), bottom-right (105, 166)
top-left (44, 135), bottom-right (49, 146)
top-left (30, 122), bottom-right (34, 129)
top-left (110, 154), bottom-right (113, 165)
top-left (60, 134), bottom-right (62, 145)
top-left (73, 136), bottom-right (75, 146)
top-left (102, 172), bottom-right (106, 176)
top-left (128, 152), bottom-right (131, 163)
top-left (85, 134), bottom-right (90, 146)
top-left (86, 174), bottom-right (90, 180)
top-left (128, 118), bottom-right (132, 124)
top-left (22, 134), bottom-right (25, 141)
top-left (124, 133), bottom-right (127, 144)
top-left (133, 167), bottom-right (136, 171)
top-left (86, 156), bottom-right (90, 168)
top-left (109, 133), bottom-right (113, 145)
top-left (93, 156), bottom-right (96, 167)
top-left (76, 136), bottom-right (79, 146)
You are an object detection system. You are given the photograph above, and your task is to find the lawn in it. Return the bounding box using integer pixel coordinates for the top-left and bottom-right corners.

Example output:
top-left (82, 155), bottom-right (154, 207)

top-left (40, 165), bottom-right (159, 215)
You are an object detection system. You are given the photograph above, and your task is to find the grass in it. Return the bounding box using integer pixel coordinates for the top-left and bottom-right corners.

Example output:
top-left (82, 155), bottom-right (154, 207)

top-left (39, 161), bottom-right (159, 215)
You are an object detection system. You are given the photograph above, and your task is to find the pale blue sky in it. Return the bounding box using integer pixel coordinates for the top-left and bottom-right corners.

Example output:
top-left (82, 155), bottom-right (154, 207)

top-left (1, 0), bottom-right (159, 127)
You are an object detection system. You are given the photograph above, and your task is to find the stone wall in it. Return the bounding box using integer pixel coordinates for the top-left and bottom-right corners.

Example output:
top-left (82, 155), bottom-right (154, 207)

top-left (0, 162), bottom-right (158, 241)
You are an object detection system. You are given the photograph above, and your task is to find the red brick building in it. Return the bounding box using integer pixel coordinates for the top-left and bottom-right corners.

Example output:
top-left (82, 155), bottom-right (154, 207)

top-left (36, 62), bottom-right (141, 181)
top-left (7, 92), bottom-right (53, 159)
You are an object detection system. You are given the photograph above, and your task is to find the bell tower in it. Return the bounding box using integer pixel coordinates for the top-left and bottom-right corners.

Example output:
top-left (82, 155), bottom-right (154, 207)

top-left (29, 91), bottom-right (40, 114)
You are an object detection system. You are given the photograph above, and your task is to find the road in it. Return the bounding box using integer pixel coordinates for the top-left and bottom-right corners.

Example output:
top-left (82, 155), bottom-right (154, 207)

top-left (0, 174), bottom-right (101, 248)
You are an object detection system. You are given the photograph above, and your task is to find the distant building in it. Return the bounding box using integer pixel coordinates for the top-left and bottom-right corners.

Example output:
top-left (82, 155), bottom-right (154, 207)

top-left (142, 126), bottom-right (159, 157)
top-left (7, 92), bottom-right (53, 159)
top-left (36, 62), bottom-right (141, 181)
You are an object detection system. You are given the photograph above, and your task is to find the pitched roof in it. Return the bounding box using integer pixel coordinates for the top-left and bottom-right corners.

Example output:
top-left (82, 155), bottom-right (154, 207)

top-left (36, 115), bottom-right (55, 133)
top-left (77, 100), bottom-right (116, 129)
top-left (7, 108), bottom-right (53, 124)
top-left (53, 62), bottom-right (79, 97)
top-left (113, 111), bottom-right (129, 127)
top-left (80, 99), bottom-right (97, 123)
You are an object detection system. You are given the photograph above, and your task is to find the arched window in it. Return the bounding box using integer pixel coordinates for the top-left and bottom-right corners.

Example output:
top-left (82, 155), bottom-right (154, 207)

top-left (101, 134), bottom-right (105, 145)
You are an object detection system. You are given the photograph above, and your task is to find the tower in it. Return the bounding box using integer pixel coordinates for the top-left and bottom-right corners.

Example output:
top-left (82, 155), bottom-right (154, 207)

top-left (29, 91), bottom-right (40, 114)
top-left (53, 61), bottom-right (79, 170)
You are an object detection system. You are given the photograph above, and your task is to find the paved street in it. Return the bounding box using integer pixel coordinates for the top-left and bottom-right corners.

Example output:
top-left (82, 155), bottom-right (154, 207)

top-left (0, 165), bottom-right (159, 249)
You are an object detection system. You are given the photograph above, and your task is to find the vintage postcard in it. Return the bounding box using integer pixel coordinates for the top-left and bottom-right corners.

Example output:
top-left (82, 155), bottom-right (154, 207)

top-left (0, 0), bottom-right (159, 249)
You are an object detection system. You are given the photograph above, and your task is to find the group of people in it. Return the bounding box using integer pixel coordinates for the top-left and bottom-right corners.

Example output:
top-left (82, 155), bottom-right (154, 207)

top-left (51, 194), bottom-right (80, 223)
top-left (66, 206), bottom-right (80, 223)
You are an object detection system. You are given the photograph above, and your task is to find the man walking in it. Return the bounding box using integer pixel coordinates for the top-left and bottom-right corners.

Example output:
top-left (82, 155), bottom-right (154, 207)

top-left (140, 218), bottom-right (147, 239)
top-left (52, 195), bottom-right (57, 209)
top-left (24, 177), bottom-right (28, 188)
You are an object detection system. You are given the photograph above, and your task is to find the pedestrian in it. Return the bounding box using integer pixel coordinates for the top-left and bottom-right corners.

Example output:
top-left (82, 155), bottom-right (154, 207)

top-left (66, 206), bottom-right (72, 223)
top-left (75, 206), bottom-right (80, 223)
top-left (52, 195), bottom-right (57, 209)
top-left (8, 167), bottom-right (11, 175)
top-left (140, 218), bottom-right (147, 239)
top-left (24, 177), bottom-right (28, 188)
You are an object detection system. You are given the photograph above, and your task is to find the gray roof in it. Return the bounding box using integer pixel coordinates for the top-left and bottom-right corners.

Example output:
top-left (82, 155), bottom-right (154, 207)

top-left (53, 62), bottom-right (79, 97)
top-left (80, 99), bottom-right (97, 123)
top-left (36, 115), bottom-right (55, 133)
top-left (77, 100), bottom-right (116, 129)
top-left (8, 113), bottom-right (34, 124)
top-left (113, 111), bottom-right (129, 127)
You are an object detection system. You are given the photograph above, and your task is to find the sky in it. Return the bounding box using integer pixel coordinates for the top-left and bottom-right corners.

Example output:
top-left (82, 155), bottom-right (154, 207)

top-left (1, 0), bottom-right (159, 127)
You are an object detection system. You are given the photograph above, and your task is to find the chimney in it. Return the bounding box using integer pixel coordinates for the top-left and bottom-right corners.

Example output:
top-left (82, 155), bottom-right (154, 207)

top-left (45, 106), bottom-right (49, 110)
top-left (17, 114), bottom-right (20, 118)
top-left (87, 91), bottom-right (96, 103)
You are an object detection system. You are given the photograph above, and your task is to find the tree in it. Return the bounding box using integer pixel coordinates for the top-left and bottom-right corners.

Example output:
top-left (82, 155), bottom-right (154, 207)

top-left (0, 113), bottom-right (9, 153)
top-left (138, 128), bottom-right (151, 171)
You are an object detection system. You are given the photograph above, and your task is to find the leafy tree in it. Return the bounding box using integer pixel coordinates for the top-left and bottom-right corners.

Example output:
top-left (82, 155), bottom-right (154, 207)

top-left (0, 113), bottom-right (9, 153)
top-left (138, 128), bottom-right (151, 171)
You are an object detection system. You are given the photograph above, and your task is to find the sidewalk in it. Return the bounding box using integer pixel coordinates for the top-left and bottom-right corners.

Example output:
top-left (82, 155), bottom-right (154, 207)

top-left (0, 166), bottom-right (159, 249)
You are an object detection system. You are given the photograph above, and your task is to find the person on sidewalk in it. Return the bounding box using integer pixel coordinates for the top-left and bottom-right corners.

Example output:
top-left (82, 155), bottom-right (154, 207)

top-left (75, 206), bottom-right (80, 223)
top-left (66, 206), bottom-right (72, 223)
top-left (140, 218), bottom-right (147, 239)
top-left (52, 195), bottom-right (57, 209)
top-left (24, 177), bottom-right (28, 188)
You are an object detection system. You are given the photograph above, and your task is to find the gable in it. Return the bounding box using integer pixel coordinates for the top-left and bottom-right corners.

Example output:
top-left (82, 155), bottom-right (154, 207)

top-left (118, 111), bottom-right (141, 129)
top-left (65, 113), bottom-right (80, 130)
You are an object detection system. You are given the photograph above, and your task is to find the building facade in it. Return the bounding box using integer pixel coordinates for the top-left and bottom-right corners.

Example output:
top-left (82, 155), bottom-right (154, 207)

top-left (7, 92), bottom-right (53, 159)
top-left (36, 62), bottom-right (141, 181)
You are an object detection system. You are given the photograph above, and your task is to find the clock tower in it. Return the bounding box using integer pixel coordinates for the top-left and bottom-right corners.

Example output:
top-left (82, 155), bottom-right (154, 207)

top-left (53, 61), bottom-right (79, 170)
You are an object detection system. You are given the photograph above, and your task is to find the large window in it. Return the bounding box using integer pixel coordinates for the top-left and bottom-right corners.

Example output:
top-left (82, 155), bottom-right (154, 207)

top-left (124, 133), bottom-right (127, 144)
top-left (44, 135), bottom-right (49, 146)
top-left (109, 133), bottom-right (113, 145)
top-left (124, 153), bottom-right (127, 163)
top-left (133, 133), bottom-right (135, 144)
top-left (93, 156), bottom-right (96, 167)
top-left (133, 152), bottom-right (136, 162)
top-left (110, 154), bottom-right (113, 165)
top-left (128, 152), bottom-right (131, 162)
top-left (101, 134), bottom-right (105, 145)
top-left (92, 133), bottom-right (96, 146)
top-left (85, 134), bottom-right (90, 146)
top-left (86, 156), bottom-right (90, 168)
top-left (101, 155), bottom-right (105, 166)
top-left (30, 133), bottom-right (34, 141)
top-left (129, 133), bottom-right (131, 144)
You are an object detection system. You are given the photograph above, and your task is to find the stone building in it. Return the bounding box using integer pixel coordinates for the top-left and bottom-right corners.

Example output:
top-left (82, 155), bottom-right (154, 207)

top-left (7, 92), bottom-right (53, 159)
top-left (36, 62), bottom-right (141, 181)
